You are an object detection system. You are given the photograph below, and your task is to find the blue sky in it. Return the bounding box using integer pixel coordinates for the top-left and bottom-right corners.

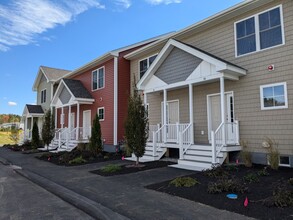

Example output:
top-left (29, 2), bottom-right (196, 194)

top-left (0, 0), bottom-right (243, 115)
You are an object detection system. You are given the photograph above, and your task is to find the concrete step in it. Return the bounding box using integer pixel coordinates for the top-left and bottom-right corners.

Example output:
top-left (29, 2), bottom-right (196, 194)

top-left (178, 159), bottom-right (212, 169)
top-left (169, 164), bottom-right (206, 171)
top-left (185, 149), bottom-right (224, 157)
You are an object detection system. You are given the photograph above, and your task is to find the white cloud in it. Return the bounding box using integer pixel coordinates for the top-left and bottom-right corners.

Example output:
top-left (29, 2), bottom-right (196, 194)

top-left (113, 0), bottom-right (132, 9)
top-left (8, 101), bottom-right (17, 106)
top-left (0, 0), bottom-right (105, 51)
top-left (145, 0), bottom-right (182, 5)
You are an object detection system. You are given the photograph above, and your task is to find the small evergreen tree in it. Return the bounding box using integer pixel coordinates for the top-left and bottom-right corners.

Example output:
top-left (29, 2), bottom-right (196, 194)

top-left (89, 114), bottom-right (102, 156)
top-left (124, 89), bottom-right (148, 165)
top-left (42, 110), bottom-right (54, 149)
top-left (9, 126), bottom-right (19, 144)
top-left (31, 121), bottom-right (40, 149)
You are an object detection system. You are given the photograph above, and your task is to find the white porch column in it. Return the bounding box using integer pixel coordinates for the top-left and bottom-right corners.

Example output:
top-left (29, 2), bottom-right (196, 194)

top-left (163, 89), bottom-right (167, 143)
top-left (25, 116), bottom-right (28, 140)
top-left (54, 107), bottom-right (57, 129)
top-left (113, 56), bottom-right (118, 146)
top-left (220, 76), bottom-right (226, 146)
top-left (189, 84), bottom-right (194, 144)
top-left (76, 103), bottom-right (80, 140)
top-left (68, 105), bottom-right (72, 131)
top-left (61, 107), bottom-right (64, 129)
top-left (143, 92), bottom-right (147, 106)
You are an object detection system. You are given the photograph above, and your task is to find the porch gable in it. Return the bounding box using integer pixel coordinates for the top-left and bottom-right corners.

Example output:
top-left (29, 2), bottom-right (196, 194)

top-left (137, 39), bottom-right (246, 92)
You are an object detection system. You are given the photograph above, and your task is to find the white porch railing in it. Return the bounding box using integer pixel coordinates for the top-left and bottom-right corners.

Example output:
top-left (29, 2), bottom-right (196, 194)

top-left (165, 123), bottom-right (190, 143)
top-left (152, 124), bottom-right (166, 157)
top-left (178, 123), bottom-right (192, 160)
top-left (211, 120), bottom-right (239, 165)
top-left (148, 124), bottom-right (160, 142)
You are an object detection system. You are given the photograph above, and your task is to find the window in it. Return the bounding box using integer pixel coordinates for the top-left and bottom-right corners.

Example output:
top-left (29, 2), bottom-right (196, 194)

top-left (235, 6), bottom-right (284, 56)
top-left (260, 82), bottom-right (287, 110)
top-left (97, 107), bottom-right (104, 121)
top-left (41, 89), bottom-right (46, 103)
top-left (92, 67), bottom-right (104, 90)
top-left (279, 156), bottom-right (290, 167)
top-left (139, 54), bottom-right (157, 79)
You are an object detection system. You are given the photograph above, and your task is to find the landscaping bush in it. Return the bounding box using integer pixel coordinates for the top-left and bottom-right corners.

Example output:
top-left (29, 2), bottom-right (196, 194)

top-left (31, 121), bottom-right (40, 149)
top-left (207, 177), bottom-right (247, 194)
top-left (243, 172), bottom-right (260, 183)
top-left (240, 141), bottom-right (252, 167)
top-left (257, 167), bottom-right (269, 176)
top-left (69, 156), bottom-right (87, 165)
top-left (101, 164), bottom-right (122, 173)
top-left (263, 137), bottom-right (279, 170)
top-left (170, 177), bottom-right (199, 187)
top-left (203, 166), bottom-right (228, 178)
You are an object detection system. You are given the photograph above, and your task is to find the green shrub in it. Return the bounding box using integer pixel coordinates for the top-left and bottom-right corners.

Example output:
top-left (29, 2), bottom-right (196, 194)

top-left (243, 173), bottom-right (260, 183)
top-left (225, 164), bottom-right (239, 172)
top-left (203, 166), bottom-right (228, 178)
top-left (69, 156), bottom-right (87, 165)
top-left (101, 164), bottom-right (122, 173)
top-left (288, 178), bottom-right (293, 185)
top-left (207, 177), bottom-right (247, 194)
top-left (257, 167), bottom-right (269, 176)
top-left (240, 141), bottom-right (252, 167)
top-left (170, 177), bottom-right (199, 187)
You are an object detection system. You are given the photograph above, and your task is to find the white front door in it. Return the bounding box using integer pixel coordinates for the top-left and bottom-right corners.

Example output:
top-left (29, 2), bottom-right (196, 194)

top-left (161, 100), bottom-right (179, 142)
top-left (208, 92), bottom-right (235, 144)
top-left (83, 110), bottom-right (91, 139)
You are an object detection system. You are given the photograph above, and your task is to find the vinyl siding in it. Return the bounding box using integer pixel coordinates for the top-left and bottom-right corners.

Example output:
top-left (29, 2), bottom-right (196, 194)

top-left (131, 0), bottom-right (293, 155)
top-left (37, 73), bottom-right (52, 112)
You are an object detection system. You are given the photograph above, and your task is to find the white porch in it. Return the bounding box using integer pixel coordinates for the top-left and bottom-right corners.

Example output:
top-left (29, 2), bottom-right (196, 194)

top-left (128, 39), bottom-right (246, 170)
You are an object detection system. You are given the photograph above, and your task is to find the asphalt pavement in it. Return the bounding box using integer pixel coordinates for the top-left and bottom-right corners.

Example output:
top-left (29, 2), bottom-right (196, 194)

top-left (0, 148), bottom-right (255, 220)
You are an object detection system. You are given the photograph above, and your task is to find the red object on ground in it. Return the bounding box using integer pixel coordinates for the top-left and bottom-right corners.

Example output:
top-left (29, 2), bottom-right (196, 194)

top-left (122, 156), bottom-right (125, 160)
top-left (244, 196), bottom-right (248, 207)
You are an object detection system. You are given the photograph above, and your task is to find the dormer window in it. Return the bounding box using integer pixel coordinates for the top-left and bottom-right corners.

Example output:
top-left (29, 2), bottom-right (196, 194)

top-left (139, 54), bottom-right (157, 79)
top-left (41, 89), bottom-right (46, 103)
top-left (235, 5), bottom-right (284, 57)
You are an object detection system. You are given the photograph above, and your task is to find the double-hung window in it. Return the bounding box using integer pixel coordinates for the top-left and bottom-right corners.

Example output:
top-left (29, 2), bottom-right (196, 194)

top-left (260, 82), bottom-right (288, 110)
top-left (41, 89), bottom-right (46, 103)
top-left (97, 107), bottom-right (104, 121)
top-left (235, 5), bottom-right (284, 56)
top-left (139, 54), bottom-right (157, 79)
top-left (92, 67), bottom-right (105, 90)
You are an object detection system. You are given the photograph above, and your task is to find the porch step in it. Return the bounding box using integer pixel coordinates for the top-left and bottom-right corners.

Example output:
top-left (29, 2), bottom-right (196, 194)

top-left (125, 147), bottom-right (167, 162)
top-left (169, 164), bottom-right (207, 172)
top-left (177, 159), bottom-right (212, 170)
top-left (185, 149), bottom-right (224, 157)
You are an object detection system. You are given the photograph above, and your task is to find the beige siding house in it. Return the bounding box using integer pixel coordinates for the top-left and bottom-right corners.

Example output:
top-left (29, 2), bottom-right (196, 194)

top-left (125, 0), bottom-right (293, 170)
top-left (22, 66), bottom-right (70, 141)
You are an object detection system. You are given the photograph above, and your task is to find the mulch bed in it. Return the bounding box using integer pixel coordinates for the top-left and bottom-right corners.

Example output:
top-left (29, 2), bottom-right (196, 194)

top-left (146, 164), bottom-right (293, 220)
top-left (90, 161), bottom-right (175, 176)
top-left (37, 148), bottom-right (123, 166)
top-left (4, 143), bottom-right (35, 152)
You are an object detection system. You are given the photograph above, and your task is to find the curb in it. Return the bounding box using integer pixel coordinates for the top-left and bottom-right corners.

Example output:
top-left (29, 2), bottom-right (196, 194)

top-left (15, 169), bottom-right (130, 220)
top-left (0, 157), bottom-right (10, 165)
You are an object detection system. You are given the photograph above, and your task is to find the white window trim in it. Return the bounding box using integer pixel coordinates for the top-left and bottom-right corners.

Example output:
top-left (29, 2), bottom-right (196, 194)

top-left (41, 89), bottom-right (46, 104)
top-left (97, 107), bottom-right (105, 121)
top-left (234, 4), bottom-right (285, 57)
top-left (92, 66), bottom-right (105, 91)
top-left (279, 155), bottom-right (290, 167)
top-left (260, 82), bottom-right (288, 110)
top-left (138, 54), bottom-right (158, 79)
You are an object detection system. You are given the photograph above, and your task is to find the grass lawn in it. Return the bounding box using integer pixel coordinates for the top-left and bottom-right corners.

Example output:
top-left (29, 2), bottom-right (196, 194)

top-left (0, 131), bottom-right (18, 145)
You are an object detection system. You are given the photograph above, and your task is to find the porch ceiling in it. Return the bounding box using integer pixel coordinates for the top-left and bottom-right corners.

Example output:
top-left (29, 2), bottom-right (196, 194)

top-left (137, 39), bottom-right (246, 93)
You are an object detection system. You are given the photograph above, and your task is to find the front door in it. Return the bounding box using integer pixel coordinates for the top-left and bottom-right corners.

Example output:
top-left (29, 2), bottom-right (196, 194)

top-left (208, 92), bottom-right (235, 144)
top-left (83, 110), bottom-right (91, 139)
top-left (161, 100), bottom-right (179, 142)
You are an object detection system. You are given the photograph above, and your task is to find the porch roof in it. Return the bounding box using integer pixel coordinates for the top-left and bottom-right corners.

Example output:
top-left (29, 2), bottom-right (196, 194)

top-left (23, 104), bottom-right (44, 117)
top-left (51, 79), bottom-right (94, 107)
top-left (137, 39), bottom-right (247, 93)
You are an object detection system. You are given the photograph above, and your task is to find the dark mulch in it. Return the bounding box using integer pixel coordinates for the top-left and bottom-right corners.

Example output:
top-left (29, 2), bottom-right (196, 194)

top-left (90, 161), bottom-right (175, 176)
top-left (37, 148), bottom-right (123, 166)
top-left (4, 143), bottom-right (36, 152)
top-left (146, 164), bottom-right (293, 220)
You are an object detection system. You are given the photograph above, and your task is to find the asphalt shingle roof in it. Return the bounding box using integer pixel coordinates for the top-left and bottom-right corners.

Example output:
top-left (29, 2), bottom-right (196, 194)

top-left (41, 66), bottom-right (71, 81)
top-left (26, 105), bottom-right (44, 114)
top-left (63, 79), bottom-right (93, 99)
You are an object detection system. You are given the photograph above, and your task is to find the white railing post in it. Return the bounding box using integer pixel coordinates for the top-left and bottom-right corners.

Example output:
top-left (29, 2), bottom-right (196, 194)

top-left (179, 131), bottom-right (183, 160)
top-left (153, 131), bottom-right (156, 157)
top-left (176, 122), bottom-right (179, 143)
top-left (235, 120), bottom-right (239, 145)
top-left (58, 132), bottom-right (61, 148)
top-left (211, 131), bottom-right (216, 165)
top-left (66, 128), bottom-right (69, 149)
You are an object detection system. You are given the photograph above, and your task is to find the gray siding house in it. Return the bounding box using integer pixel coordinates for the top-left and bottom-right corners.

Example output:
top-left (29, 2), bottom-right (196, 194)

top-left (22, 66), bottom-right (70, 141)
top-left (125, 0), bottom-right (293, 170)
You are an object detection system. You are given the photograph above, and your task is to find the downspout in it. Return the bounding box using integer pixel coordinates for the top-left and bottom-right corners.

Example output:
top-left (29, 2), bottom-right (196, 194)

top-left (113, 56), bottom-right (118, 146)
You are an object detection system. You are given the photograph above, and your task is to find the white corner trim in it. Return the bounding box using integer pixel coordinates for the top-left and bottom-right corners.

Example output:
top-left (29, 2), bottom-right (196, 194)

top-left (113, 56), bottom-right (118, 145)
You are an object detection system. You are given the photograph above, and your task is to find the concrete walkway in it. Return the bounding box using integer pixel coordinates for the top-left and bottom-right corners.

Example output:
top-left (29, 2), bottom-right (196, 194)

top-left (0, 148), bottom-right (255, 220)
